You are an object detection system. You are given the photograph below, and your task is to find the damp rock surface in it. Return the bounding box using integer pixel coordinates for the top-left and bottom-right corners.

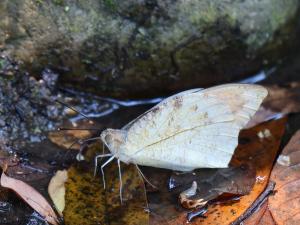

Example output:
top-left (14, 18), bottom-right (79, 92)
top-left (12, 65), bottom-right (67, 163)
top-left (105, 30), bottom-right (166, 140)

top-left (0, 0), bottom-right (299, 97)
top-left (0, 55), bottom-right (64, 151)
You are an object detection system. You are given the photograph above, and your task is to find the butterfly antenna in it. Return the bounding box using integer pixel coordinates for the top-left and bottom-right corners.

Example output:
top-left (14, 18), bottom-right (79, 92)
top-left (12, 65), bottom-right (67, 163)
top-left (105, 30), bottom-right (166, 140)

top-left (55, 99), bottom-right (94, 124)
top-left (135, 165), bottom-right (157, 189)
top-left (100, 156), bottom-right (115, 189)
top-left (57, 127), bottom-right (100, 131)
top-left (117, 159), bottom-right (123, 204)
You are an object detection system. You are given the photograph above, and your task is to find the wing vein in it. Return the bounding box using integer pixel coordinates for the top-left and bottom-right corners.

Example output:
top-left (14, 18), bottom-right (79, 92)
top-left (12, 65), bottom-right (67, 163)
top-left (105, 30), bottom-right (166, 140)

top-left (129, 120), bottom-right (235, 157)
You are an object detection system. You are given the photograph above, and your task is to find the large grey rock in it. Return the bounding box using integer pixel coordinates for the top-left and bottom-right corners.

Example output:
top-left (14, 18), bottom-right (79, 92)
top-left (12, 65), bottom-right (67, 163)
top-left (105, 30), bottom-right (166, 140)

top-left (0, 0), bottom-right (299, 97)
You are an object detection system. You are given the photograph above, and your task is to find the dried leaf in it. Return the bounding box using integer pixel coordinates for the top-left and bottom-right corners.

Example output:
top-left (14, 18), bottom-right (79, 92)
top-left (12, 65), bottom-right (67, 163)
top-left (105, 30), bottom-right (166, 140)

top-left (246, 82), bottom-right (300, 128)
top-left (243, 200), bottom-right (276, 225)
top-left (48, 170), bottom-right (68, 216)
top-left (48, 129), bottom-right (92, 150)
top-left (170, 165), bottom-right (256, 201)
top-left (264, 82), bottom-right (300, 114)
top-left (245, 106), bottom-right (281, 128)
top-left (233, 181), bottom-right (276, 225)
top-left (268, 130), bottom-right (300, 224)
top-left (63, 143), bottom-right (149, 225)
top-left (63, 165), bottom-right (105, 224)
top-left (0, 171), bottom-right (59, 225)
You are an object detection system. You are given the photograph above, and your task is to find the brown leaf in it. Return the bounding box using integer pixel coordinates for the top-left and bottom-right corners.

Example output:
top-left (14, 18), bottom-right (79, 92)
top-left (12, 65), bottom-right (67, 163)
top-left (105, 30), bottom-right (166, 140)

top-left (148, 118), bottom-right (286, 224)
top-left (171, 165), bottom-right (256, 197)
top-left (246, 82), bottom-right (300, 128)
top-left (48, 129), bottom-right (92, 150)
top-left (243, 200), bottom-right (276, 225)
top-left (264, 82), bottom-right (300, 114)
top-left (63, 143), bottom-right (149, 225)
top-left (268, 130), bottom-right (300, 225)
top-left (0, 171), bottom-right (59, 225)
top-left (245, 106), bottom-right (280, 128)
top-left (48, 170), bottom-right (68, 216)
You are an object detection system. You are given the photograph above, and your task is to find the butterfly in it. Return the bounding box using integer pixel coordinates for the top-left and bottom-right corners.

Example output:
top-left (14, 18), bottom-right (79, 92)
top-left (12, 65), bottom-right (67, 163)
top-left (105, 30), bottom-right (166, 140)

top-left (96, 83), bottom-right (268, 203)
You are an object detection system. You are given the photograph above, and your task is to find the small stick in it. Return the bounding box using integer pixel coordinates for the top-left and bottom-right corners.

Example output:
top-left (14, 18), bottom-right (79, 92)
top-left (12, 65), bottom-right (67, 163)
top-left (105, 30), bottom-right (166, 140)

top-left (231, 181), bottom-right (276, 225)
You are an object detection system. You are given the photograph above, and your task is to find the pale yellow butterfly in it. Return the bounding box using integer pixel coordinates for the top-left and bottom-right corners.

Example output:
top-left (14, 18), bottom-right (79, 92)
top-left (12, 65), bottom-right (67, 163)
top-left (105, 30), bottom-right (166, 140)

top-left (96, 83), bottom-right (268, 203)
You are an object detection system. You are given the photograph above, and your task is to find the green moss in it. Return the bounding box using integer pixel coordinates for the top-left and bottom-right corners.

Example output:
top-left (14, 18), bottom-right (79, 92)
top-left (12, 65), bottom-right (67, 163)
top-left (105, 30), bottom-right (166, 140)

top-left (225, 11), bottom-right (238, 27)
top-left (269, 2), bottom-right (296, 30)
top-left (53, 0), bottom-right (64, 6)
top-left (35, 0), bottom-right (44, 4)
top-left (103, 0), bottom-right (117, 11)
top-left (200, 3), bottom-right (218, 24)
top-left (0, 59), bottom-right (5, 70)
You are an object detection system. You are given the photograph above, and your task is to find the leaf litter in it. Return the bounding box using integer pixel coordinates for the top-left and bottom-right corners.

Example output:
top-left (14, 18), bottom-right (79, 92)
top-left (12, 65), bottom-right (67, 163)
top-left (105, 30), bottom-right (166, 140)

top-left (48, 170), bottom-right (68, 216)
top-left (2, 82), bottom-right (300, 224)
top-left (63, 142), bottom-right (149, 225)
top-left (243, 127), bottom-right (300, 225)
top-left (0, 164), bottom-right (59, 225)
top-left (268, 130), bottom-right (300, 224)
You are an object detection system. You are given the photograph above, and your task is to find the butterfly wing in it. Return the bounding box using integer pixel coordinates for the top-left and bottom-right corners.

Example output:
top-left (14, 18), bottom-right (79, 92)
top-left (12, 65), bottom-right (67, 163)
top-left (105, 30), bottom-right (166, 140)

top-left (122, 88), bottom-right (203, 130)
top-left (122, 84), bottom-right (268, 171)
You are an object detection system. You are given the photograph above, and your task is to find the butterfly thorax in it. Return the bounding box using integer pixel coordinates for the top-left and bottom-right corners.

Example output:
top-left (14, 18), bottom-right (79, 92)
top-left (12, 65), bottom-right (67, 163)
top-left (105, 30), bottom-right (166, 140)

top-left (100, 129), bottom-right (132, 163)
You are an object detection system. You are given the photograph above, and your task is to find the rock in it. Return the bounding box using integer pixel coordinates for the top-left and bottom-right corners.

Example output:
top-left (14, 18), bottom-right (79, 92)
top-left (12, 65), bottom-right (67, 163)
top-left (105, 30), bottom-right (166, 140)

top-left (0, 55), bottom-right (64, 151)
top-left (0, 0), bottom-right (299, 97)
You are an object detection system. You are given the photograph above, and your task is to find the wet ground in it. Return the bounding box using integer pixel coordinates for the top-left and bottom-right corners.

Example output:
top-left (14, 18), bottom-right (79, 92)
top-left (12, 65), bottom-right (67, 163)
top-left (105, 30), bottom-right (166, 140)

top-left (1, 89), bottom-right (299, 224)
top-left (0, 47), bottom-right (300, 224)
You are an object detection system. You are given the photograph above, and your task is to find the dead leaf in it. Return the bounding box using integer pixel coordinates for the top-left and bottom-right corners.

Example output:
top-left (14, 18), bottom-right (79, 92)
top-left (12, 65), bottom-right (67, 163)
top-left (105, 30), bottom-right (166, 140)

top-left (48, 170), bottom-right (68, 216)
top-left (63, 143), bottom-right (149, 225)
top-left (264, 82), bottom-right (300, 114)
top-left (48, 129), bottom-right (92, 150)
top-left (170, 165), bottom-right (256, 201)
top-left (246, 82), bottom-right (300, 128)
top-left (148, 118), bottom-right (286, 224)
top-left (233, 181), bottom-right (276, 225)
top-left (243, 200), bottom-right (276, 225)
top-left (268, 130), bottom-right (300, 225)
top-left (0, 171), bottom-right (59, 225)
top-left (245, 106), bottom-right (281, 128)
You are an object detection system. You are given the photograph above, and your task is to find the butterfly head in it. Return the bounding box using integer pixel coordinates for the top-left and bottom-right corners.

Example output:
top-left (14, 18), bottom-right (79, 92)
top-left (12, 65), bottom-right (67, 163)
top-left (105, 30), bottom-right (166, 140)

top-left (100, 129), bottom-right (127, 158)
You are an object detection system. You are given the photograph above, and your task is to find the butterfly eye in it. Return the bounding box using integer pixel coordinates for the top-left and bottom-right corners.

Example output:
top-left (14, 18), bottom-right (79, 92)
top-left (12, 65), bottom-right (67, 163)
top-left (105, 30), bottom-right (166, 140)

top-left (104, 134), bottom-right (113, 145)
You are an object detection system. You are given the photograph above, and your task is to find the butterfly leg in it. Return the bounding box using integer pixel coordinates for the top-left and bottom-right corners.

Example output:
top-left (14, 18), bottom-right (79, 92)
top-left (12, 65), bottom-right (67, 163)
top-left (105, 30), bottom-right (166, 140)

top-left (100, 156), bottom-right (115, 189)
top-left (94, 154), bottom-right (112, 176)
top-left (135, 165), bottom-right (157, 189)
top-left (117, 159), bottom-right (123, 204)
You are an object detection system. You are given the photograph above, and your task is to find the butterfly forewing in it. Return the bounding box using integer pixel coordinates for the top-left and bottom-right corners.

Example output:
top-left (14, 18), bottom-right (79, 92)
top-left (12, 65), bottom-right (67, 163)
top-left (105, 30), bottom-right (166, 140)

top-left (122, 84), bottom-right (267, 170)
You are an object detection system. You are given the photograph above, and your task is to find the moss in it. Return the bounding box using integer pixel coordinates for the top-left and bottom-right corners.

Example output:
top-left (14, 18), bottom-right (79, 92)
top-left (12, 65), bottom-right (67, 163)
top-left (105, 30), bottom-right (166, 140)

top-left (35, 0), bottom-right (44, 5)
top-left (53, 0), bottom-right (64, 6)
top-left (200, 2), bottom-right (218, 24)
top-left (0, 59), bottom-right (5, 70)
top-left (103, 0), bottom-right (117, 11)
top-left (269, 1), bottom-right (297, 30)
